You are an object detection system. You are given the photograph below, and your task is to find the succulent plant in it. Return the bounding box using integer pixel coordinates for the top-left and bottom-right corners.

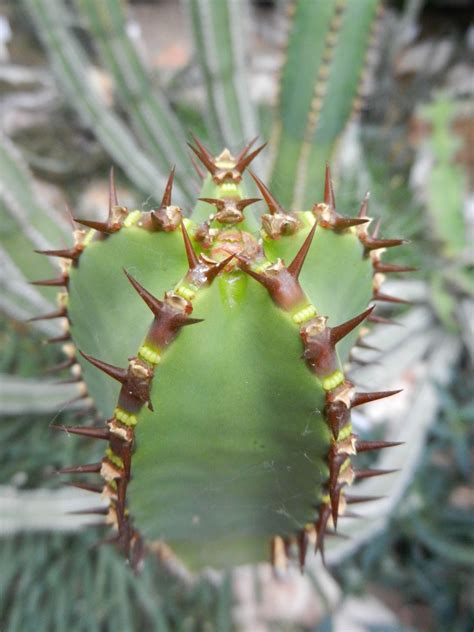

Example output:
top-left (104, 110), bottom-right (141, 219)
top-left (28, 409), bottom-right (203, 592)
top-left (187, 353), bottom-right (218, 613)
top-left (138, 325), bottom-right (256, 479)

top-left (30, 136), bottom-right (410, 572)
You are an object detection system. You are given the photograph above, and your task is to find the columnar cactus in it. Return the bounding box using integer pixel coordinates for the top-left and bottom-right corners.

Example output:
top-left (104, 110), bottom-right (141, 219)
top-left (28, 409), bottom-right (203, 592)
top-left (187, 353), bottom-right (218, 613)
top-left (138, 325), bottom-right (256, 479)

top-left (33, 139), bottom-right (409, 572)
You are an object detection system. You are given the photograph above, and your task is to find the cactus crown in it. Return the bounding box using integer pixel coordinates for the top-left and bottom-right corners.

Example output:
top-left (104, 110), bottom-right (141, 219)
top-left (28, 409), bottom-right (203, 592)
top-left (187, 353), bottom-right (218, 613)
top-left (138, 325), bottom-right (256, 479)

top-left (35, 139), bottom-right (407, 572)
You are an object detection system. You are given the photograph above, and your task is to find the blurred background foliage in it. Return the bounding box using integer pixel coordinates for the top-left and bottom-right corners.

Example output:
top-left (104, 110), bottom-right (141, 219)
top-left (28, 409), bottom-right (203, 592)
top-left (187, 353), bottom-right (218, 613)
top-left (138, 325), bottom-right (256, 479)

top-left (0, 0), bottom-right (473, 630)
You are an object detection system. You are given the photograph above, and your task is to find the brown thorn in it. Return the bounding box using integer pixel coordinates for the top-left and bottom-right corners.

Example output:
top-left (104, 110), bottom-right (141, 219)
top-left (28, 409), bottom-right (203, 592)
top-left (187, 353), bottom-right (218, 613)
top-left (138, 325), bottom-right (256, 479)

top-left (372, 290), bottom-right (411, 305)
top-left (50, 424), bottom-right (110, 440)
top-left (109, 166), bottom-right (118, 213)
top-left (329, 487), bottom-right (341, 529)
top-left (160, 166), bottom-right (175, 207)
top-left (30, 277), bottom-right (67, 287)
top-left (249, 170), bottom-right (285, 215)
top-left (374, 262), bottom-right (417, 274)
top-left (351, 389), bottom-right (402, 408)
top-left (371, 218), bottom-right (382, 239)
top-left (68, 507), bottom-right (108, 516)
top-left (358, 192), bottom-right (370, 218)
top-left (189, 154), bottom-right (205, 180)
top-left (236, 197), bottom-right (261, 211)
top-left (28, 308), bottom-right (66, 322)
top-left (179, 317), bottom-right (204, 327)
top-left (235, 136), bottom-right (259, 162)
top-left (64, 481), bottom-right (103, 494)
top-left (57, 462), bottom-right (102, 475)
top-left (46, 333), bottom-right (71, 344)
top-left (355, 468), bottom-right (399, 480)
top-left (187, 135), bottom-right (217, 174)
top-left (206, 253), bottom-right (235, 282)
top-left (198, 197), bottom-right (225, 210)
top-left (333, 216), bottom-right (370, 230)
top-left (297, 530), bottom-right (308, 573)
top-left (345, 494), bottom-right (385, 505)
top-left (235, 143), bottom-right (266, 173)
top-left (287, 221), bottom-right (318, 279)
top-left (330, 306), bottom-right (375, 344)
top-left (181, 222), bottom-right (199, 270)
top-left (79, 351), bottom-right (127, 384)
top-left (74, 218), bottom-right (115, 234)
top-left (356, 440), bottom-right (404, 453)
top-left (34, 248), bottom-right (79, 261)
top-left (364, 238), bottom-right (406, 251)
top-left (323, 163), bottom-right (336, 208)
top-left (44, 358), bottom-right (75, 374)
top-left (123, 268), bottom-right (164, 316)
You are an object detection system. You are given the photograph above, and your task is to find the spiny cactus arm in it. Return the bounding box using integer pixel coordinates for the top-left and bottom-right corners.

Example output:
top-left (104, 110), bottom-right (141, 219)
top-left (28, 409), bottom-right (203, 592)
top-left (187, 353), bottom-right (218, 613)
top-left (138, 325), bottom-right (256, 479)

top-left (268, 0), bottom-right (381, 208)
top-left (183, 0), bottom-right (259, 150)
top-left (24, 0), bottom-right (186, 206)
top-left (75, 0), bottom-right (193, 201)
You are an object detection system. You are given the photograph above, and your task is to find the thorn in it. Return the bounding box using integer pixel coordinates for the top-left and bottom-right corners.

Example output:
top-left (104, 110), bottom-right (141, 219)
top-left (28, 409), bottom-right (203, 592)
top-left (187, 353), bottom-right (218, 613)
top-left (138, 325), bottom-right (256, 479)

top-left (190, 154), bottom-right (205, 180)
top-left (34, 248), bottom-right (79, 261)
top-left (198, 197), bottom-right (225, 210)
top-left (68, 507), bottom-right (109, 516)
top-left (187, 134), bottom-right (216, 174)
top-left (355, 468), bottom-right (399, 480)
top-left (351, 389), bottom-right (402, 408)
top-left (79, 351), bottom-right (127, 384)
top-left (181, 222), bottom-right (199, 269)
top-left (28, 308), bottom-right (66, 322)
top-left (30, 277), bottom-right (67, 287)
top-left (64, 481), bottom-right (103, 494)
top-left (371, 218), bottom-right (382, 239)
top-left (372, 291), bottom-right (411, 305)
top-left (109, 166), bottom-right (118, 212)
top-left (206, 253), bottom-right (235, 282)
top-left (323, 163), bottom-right (335, 208)
top-left (73, 218), bottom-right (115, 234)
top-left (44, 358), bottom-right (75, 374)
top-left (236, 197), bottom-right (261, 211)
top-left (297, 530), bottom-right (308, 573)
top-left (345, 494), bottom-right (384, 505)
top-left (356, 440), bottom-right (404, 453)
top-left (287, 222), bottom-right (317, 278)
top-left (123, 269), bottom-right (164, 316)
top-left (364, 238), bottom-right (406, 252)
top-left (179, 317), bottom-right (204, 327)
top-left (249, 171), bottom-right (285, 215)
top-left (339, 511), bottom-right (362, 519)
top-left (46, 333), bottom-right (71, 344)
top-left (329, 487), bottom-right (341, 529)
top-left (235, 136), bottom-right (258, 163)
top-left (331, 306), bottom-right (375, 344)
top-left (333, 216), bottom-right (370, 230)
top-left (374, 262), bottom-right (417, 274)
top-left (160, 167), bottom-right (175, 207)
top-left (358, 192), bottom-right (370, 218)
top-left (234, 143), bottom-right (266, 173)
top-left (367, 314), bottom-right (401, 326)
top-left (50, 424), bottom-right (110, 440)
top-left (57, 462), bottom-right (102, 474)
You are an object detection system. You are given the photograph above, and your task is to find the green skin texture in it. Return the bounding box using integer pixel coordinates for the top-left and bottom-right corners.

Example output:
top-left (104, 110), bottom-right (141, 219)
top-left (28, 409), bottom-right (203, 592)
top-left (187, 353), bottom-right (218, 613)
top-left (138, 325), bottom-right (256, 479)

top-left (68, 179), bottom-right (373, 569)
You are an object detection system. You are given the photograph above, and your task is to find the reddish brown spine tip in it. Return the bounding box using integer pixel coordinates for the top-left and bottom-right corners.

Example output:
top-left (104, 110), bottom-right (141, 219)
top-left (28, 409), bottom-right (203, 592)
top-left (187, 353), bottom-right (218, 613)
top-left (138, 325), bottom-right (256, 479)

top-left (323, 163), bottom-right (336, 208)
top-left (46, 333), bottom-right (71, 344)
top-left (345, 494), bottom-right (385, 505)
top-left (297, 530), bottom-right (308, 573)
top-left (330, 306), bottom-right (375, 344)
top-left (28, 308), bottom-right (66, 322)
top-left (333, 217), bottom-right (370, 229)
top-left (287, 221), bottom-right (317, 279)
top-left (364, 238), bottom-right (407, 252)
top-left (329, 488), bottom-right (341, 529)
top-left (44, 358), bottom-right (75, 374)
top-left (57, 462), bottom-right (102, 474)
top-left (372, 291), bottom-right (411, 305)
top-left (30, 277), bottom-right (67, 287)
top-left (123, 269), bottom-right (164, 316)
top-left (34, 248), bottom-right (79, 261)
top-left (160, 166), bottom-right (175, 207)
top-left (351, 389), bottom-right (402, 408)
top-left (68, 507), bottom-right (109, 516)
top-left (235, 143), bottom-right (266, 173)
top-left (236, 198), bottom-right (261, 210)
top-left (190, 154), bottom-right (205, 180)
top-left (206, 253), bottom-right (235, 282)
top-left (50, 424), bottom-right (110, 440)
top-left (355, 468), bottom-right (399, 480)
top-left (79, 351), bottom-right (127, 384)
top-left (109, 166), bottom-right (118, 211)
top-left (249, 170), bottom-right (285, 215)
top-left (181, 222), bottom-right (199, 270)
top-left (235, 136), bottom-right (258, 162)
top-left (187, 135), bottom-right (217, 174)
top-left (74, 218), bottom-right (115, 234)
top-left (64, 481), bottom-right (103, 494)
top-left (373, 262), bottom-right (417, 274)
top-left (355, 440), bottom-right (404, 453)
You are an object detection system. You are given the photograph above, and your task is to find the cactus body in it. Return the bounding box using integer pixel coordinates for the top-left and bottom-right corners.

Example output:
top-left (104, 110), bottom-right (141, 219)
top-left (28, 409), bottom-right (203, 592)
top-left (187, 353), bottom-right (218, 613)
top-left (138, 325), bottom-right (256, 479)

top-left (36, 141), bottom-right (406, 571)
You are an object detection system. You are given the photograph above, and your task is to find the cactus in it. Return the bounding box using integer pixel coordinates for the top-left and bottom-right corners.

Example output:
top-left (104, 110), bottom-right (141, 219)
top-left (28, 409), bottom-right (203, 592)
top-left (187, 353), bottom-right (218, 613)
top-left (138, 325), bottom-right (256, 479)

top-left (31, 138), bottom-right (409, 572)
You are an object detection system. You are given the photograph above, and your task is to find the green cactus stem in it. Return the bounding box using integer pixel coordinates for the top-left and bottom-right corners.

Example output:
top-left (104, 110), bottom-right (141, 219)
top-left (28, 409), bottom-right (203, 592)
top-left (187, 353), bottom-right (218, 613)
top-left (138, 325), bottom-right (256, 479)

top-left (33, 140), bottom-right (409, 572)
